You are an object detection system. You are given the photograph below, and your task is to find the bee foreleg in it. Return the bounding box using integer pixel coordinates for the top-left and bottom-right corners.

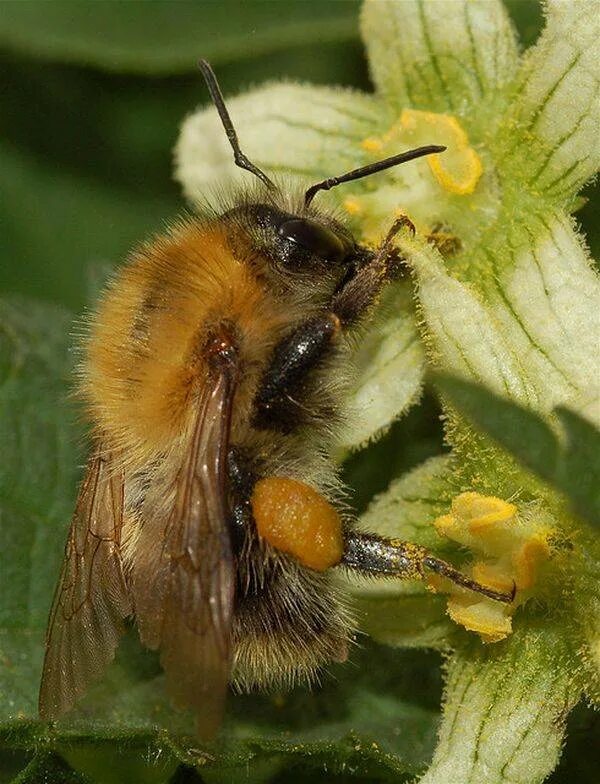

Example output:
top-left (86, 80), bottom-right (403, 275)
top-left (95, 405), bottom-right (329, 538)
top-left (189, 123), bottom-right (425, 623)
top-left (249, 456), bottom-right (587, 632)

top-left (341, 530), bottom-right (514, 604)
top-left (332, 215), bottom-right (415, 327)
top-left (253, 219), bottom-right (416, 429)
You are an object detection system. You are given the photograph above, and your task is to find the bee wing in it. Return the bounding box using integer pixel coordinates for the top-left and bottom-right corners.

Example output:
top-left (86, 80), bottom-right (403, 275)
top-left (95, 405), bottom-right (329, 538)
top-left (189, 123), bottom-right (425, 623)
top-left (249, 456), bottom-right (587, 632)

top-left (133, 360), bottom-right (237, 738)
top-left (39, 449), bottom-right (133, 720)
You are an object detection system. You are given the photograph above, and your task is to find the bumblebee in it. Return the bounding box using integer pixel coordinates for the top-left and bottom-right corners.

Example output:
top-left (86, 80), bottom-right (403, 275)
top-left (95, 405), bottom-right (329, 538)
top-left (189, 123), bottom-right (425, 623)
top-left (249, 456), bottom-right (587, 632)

top-left (39, 61), bottom-right (512, 737)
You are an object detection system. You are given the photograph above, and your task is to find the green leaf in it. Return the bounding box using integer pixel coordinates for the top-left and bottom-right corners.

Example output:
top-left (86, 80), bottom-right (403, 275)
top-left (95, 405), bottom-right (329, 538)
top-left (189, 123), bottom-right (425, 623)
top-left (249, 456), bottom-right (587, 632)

top-left (0, 142), bottom-right (178, 312)
top-left (0, 300), bottom-right (82, 632)
top-left (10, 751), bottom-right (93, 784)
top-left (419, 623), bottom-right (582, 784)
top-left (0, 295), bottom-right (442, 783)
top-left (504, 0), bottom-right (544, 48)
top-left (0, 1), bottom-right (360, 75)
top-left (435, 373), bottom-right (600, 525)
top-left (555, 406), bottom-right (600, 528)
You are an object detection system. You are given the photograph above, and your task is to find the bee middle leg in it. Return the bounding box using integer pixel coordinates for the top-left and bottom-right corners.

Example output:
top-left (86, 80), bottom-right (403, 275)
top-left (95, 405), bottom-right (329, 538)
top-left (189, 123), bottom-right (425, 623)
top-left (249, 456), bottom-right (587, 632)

top-left (254, 311), bottom-right (342, 427)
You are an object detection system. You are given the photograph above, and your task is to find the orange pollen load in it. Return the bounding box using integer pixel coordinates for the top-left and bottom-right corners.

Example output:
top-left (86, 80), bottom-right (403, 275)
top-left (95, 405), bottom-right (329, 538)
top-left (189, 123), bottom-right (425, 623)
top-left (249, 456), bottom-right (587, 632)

top-left (251, 477), bottom-right (344, 572)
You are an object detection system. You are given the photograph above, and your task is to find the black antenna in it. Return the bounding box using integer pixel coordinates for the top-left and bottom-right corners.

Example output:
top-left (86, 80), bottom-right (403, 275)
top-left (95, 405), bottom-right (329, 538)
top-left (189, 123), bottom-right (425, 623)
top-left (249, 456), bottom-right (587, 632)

top-left (198, 59), bottom-right (276, 191)
top-left (304, 145), bottom-right (446, 208)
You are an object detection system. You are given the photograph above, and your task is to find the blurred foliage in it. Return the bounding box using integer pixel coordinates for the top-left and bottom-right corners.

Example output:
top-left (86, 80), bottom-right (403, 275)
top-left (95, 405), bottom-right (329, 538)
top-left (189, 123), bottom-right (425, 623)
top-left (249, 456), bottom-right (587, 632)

top-left (0, 1), bottom-right (597, 783)
top-left (0, 1), bottom-right (361, 74)
top-left (0, 4), bottom-right (367, 312)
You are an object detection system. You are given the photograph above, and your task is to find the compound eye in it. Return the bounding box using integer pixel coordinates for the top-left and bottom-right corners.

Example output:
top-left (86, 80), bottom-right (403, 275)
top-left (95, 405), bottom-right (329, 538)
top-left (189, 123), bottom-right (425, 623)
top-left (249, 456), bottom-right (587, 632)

top-left (278, 218), bottom-right (348, 262)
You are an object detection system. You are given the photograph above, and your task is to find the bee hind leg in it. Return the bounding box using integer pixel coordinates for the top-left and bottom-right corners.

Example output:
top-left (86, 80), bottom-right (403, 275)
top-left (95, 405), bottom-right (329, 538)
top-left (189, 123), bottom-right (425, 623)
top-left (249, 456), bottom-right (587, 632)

top-left (341, 530), bottom-right (515, 604)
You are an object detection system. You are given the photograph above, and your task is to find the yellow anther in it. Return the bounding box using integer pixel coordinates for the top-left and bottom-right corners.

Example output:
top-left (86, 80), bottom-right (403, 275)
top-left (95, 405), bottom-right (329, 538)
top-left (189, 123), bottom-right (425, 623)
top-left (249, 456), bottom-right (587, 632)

top-left (452, 491), bottom-right (516, 528)
top-left (432, 491), bottom-right (551, 642)
top-left (447, 597), bottom-right (512, 643)
top-left (342, 197), bottom-right (363, 216)
top-left (356, 109), bottom-right (482, 207)
top-left (471, 562), bottom-right (514, 593)
top-left (433, 513), bottom-right (462, 538)
top-left (428, 150), bottom-right (483, 195)
top-left (361, 136), bottom-right (384, 153)
top-left (399, 108), bottom-right (483, 195)
top-left (512, 536), bottom-right (551, 590)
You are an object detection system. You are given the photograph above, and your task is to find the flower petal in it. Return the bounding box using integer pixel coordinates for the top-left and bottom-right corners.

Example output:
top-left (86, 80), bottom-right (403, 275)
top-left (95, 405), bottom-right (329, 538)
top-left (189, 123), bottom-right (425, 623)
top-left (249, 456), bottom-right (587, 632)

top-left (500, 0), bottom-right (600, 199)
top-left (360, 0), bottom-right (519, 117)
top-left (401, 211), bottom-right (600, 424)
top-left (175, 81), bottom-right (385, 203)
top-left (405, 237), bottom-right (537, 405)
top-left (360, 452), bottom-right (453, 535)
top-left (494, 212), bottom-right (600, 422)
top-left (419, 626), bottom-right (582, 784)
top-left (341, 282), bottom-right (426, 449)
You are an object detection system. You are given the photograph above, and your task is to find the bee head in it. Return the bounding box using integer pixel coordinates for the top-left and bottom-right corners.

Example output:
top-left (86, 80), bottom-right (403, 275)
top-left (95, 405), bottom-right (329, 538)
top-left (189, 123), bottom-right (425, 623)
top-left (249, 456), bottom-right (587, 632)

top-left (245, 203), bottom-right (355, 270)
top-left (198, 59), bottom-right (444, 271)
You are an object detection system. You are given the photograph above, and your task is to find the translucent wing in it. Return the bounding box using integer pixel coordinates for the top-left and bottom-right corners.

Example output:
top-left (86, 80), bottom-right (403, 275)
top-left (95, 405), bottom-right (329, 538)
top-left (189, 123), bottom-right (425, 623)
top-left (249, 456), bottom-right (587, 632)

top-left (133, 357), bottom-right (237, 738)
top-left (39, 449), bottom-right (133, 720)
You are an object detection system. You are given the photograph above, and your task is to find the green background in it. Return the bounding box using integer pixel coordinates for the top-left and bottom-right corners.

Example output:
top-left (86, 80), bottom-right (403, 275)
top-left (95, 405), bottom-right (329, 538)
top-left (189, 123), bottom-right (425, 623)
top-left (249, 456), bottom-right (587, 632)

top-left (0, 2), bottom-right (597, 782)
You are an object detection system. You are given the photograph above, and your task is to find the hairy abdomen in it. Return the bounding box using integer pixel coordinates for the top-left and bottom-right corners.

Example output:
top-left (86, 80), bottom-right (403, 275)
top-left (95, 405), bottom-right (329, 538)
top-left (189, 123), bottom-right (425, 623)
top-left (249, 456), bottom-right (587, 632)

top-left (81, 215), bottom-right (354, 691)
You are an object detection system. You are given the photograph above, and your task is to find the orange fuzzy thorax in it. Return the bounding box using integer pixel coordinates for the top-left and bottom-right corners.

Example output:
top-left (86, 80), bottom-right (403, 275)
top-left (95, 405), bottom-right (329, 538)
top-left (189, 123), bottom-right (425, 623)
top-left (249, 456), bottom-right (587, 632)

top-left (81, 220), bottom-right (290, 464)
top-left (251, 478), bottom-right (343, 571)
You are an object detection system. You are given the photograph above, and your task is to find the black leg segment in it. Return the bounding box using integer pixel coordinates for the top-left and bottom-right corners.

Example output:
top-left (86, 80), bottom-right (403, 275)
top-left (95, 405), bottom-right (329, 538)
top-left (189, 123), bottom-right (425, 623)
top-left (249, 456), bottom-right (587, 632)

top-left (342, 530), bottom-right (514, 604)
top-left (254, 312), bottom-right (341, 429)
top-left (253, 217), bottom-right (415, 431)
top-left (342, 531), bottom-right (426, 579)
top-left (331, 215), bottom-right (415, 327)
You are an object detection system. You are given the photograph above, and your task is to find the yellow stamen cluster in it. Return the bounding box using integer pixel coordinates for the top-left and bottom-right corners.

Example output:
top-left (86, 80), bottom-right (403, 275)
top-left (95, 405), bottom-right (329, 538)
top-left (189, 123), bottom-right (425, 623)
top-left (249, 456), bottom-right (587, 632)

top-left (400, 110), bottom-right (482, 195)
top-left (342, 110), bottom-right (483, 246)
top-left (430, 492), bottom-right (551, 643)
top-left (356, 109), bottom-right (483, 197)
